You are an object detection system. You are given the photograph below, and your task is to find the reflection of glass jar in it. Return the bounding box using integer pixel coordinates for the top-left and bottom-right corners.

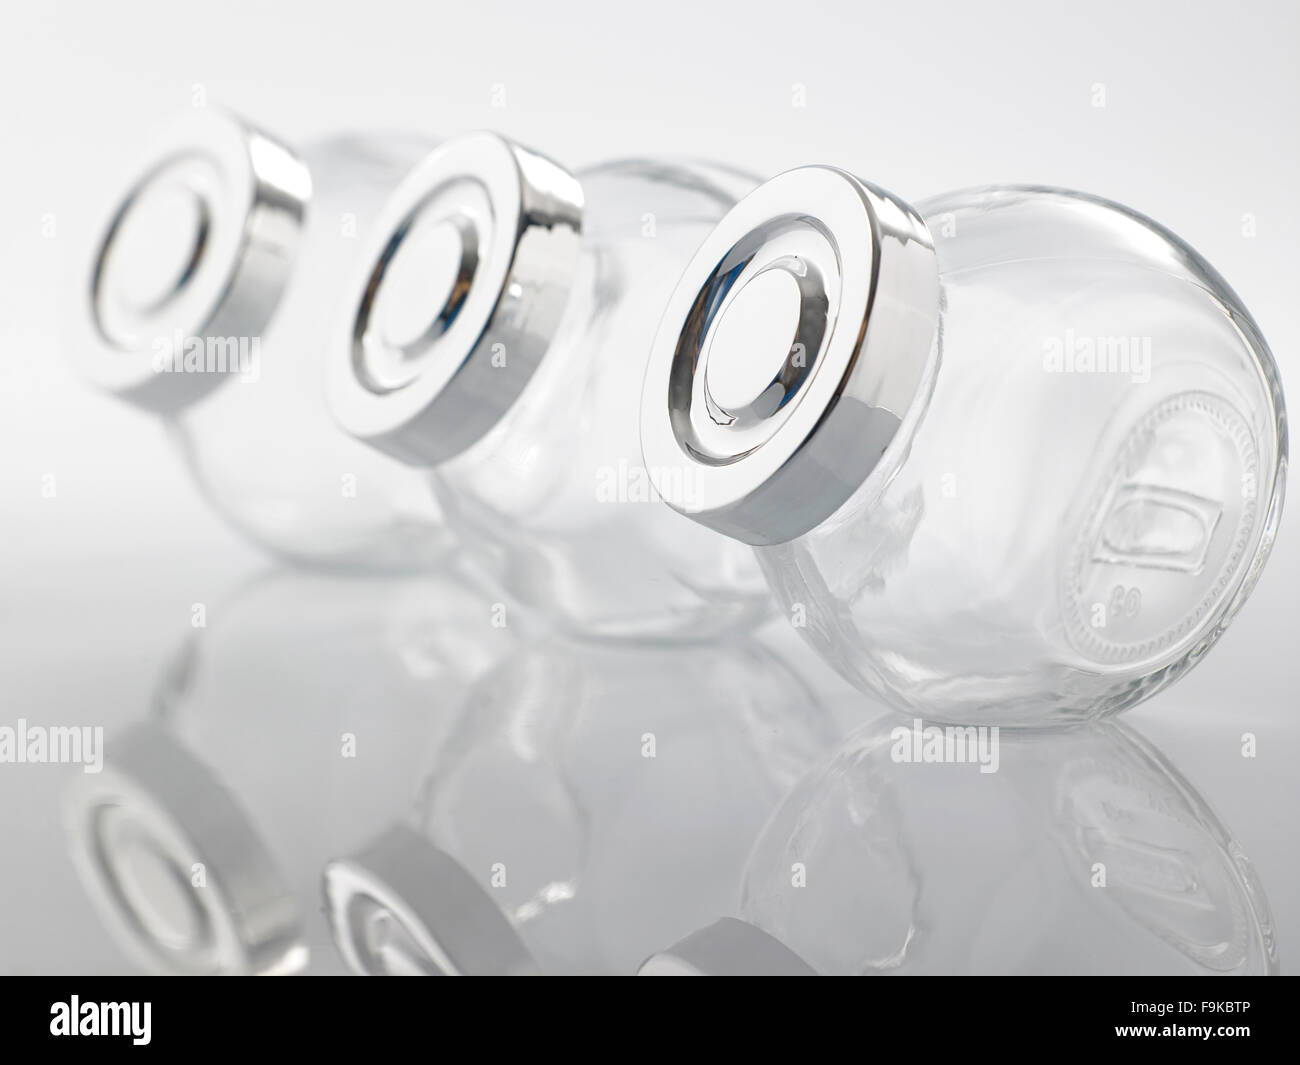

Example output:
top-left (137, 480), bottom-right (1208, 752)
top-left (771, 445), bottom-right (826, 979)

top-left (63, 566), bottom-right (511, 974)
top-left (329, 138), bottom-right (771, 641)
top-left (643, 717), bottom-right (1277, 975)
top-left (323, 638), bottom-right (840, 975)
top-left (643, 173), bottom-right (1287, 724)
top-left (70, 109), bottom-right (444, 568)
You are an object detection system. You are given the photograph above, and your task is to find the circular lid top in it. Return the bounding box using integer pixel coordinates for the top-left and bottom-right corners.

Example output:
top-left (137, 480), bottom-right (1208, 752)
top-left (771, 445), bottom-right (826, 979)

top-left (62, 724), bottom-right (305, 975)
top-left (639, 166), bottom-right (940, 546)
top-left (323, 824), bottom-right (538, 976)
top-left (71, 108), bottom-right (311, 413)
top-left (638, 918), bottom-right (818, 975)
top-left (328, 133), bottom-right (583, 467)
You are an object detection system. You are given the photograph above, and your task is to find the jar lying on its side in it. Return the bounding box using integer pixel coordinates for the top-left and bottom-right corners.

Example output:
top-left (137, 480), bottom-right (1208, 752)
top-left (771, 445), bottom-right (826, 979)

top-left (329, 137), bottom-right (772, 642)
top-left (642, 170), bottom-right (1287, 725)
top-left (69, 108), bottom-right (445, 569)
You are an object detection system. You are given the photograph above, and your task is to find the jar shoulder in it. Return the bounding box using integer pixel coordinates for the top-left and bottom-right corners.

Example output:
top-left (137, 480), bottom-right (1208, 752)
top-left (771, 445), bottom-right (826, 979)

top-left (918, 185), bottom-right (1252, 310)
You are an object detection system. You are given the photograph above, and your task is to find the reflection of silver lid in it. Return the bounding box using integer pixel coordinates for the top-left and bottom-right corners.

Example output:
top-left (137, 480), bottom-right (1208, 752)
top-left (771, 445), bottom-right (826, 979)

top-left (62, 724), bottom-right (305, 975)
top-left (328, 133), bottom-right (583, 467)
top-left (638, 918), bottom-right (817, 975)
top-left (640, 167), bottom-right (939, 546)
top-left (323, 824), bottom-right (538, 975)
top-left (71, 108), bottom-right (310, 413)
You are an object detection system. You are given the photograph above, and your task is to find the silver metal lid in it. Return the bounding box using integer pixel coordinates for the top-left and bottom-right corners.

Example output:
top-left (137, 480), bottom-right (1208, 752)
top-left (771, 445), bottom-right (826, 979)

top-left (71, 108), bottom-right (310, 413)
top-left (638, 918), bottom-right (818, 975)
top-left (328, 133), bottom-right (583, 467)
top-left (62, 724), bottom-right (305, 975)
top-left (639, 166), bottom-right (940, 546)
top-left (323, 824), bottom-right (539, 976)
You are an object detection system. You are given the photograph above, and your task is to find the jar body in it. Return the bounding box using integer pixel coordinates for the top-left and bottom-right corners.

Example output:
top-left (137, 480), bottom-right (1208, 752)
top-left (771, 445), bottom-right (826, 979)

top-left (433, 162), bottom-right (772, 642)
top-left (171, 136), bottom-right (449, 570)
top-left (759, 188), bottom-right (1287, 725)
top-left (737, 718), bottom-right (1277, 975)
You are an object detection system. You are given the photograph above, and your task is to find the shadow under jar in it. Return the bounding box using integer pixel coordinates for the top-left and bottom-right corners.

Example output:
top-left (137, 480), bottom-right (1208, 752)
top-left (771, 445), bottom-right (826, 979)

top-left (329, 135), bottom-right (772, 643)
top-left (641, 170), bottom-right (1287, 726)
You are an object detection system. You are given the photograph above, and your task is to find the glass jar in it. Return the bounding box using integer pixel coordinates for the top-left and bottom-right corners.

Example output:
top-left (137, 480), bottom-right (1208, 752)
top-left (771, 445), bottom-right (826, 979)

top-left (69, 108), bottom-right (445, 568)
top-left (329, 136), bottom-right (772, 641)
top-left (642, 171), bottom-right (1287, 724)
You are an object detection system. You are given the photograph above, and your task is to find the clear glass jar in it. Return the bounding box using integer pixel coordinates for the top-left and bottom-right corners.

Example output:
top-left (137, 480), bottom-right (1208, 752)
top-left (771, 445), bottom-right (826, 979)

top-left (63, 565), bottom-right (512, 975)
top-left (330, 138), bottom-right (772, 641)
top-left (644, 716), bottom-right (1278, 976)
top-left (71, 109), bottom-right (445, 568)
top-left (323, 637), bottom-right (840, 975)
top-left (643, 172), bottom-right (1287, 724)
